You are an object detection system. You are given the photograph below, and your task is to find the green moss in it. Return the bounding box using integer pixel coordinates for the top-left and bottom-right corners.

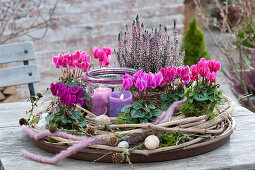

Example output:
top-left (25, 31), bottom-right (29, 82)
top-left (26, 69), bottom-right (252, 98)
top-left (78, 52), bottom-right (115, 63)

top-left (183, 18), bottom-right (211, 66)
top-left (160, 132), bottom-right (194, 147)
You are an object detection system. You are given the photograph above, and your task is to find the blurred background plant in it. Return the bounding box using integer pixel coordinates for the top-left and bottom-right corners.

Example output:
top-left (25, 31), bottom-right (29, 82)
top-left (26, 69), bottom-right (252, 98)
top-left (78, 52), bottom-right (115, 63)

top-left (0, 0), bottom-right (57, 44)
top-left (194, 0), bottom-right (255, 112)
top-left (182, 18), bottom-right (211, 66)
top-left (115, 15), bottom-right (184, 73)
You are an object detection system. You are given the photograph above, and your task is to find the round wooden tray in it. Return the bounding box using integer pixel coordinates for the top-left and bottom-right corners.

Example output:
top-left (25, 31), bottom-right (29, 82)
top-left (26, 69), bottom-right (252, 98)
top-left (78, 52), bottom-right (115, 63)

top-left (32, 119), bottom-right (235, 163)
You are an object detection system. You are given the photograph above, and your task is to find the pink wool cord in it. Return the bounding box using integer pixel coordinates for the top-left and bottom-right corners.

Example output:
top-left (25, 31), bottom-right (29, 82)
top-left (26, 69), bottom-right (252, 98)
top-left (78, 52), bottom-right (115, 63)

top-left (152, 99), bottom-right (185, 125)
top-left (21, 125), bottom-right (86, 141)
top-left (21, 138), bottom-right (95, 164)
top-left (21, 125), bottom-right (104, 164)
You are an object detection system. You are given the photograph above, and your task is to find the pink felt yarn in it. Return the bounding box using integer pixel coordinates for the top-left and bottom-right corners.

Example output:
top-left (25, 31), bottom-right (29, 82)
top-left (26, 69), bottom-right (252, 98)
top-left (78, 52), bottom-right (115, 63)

top-left (21, 125), bottom-right (105, 164)
top-left (152, 99), bottom-right (185, 125)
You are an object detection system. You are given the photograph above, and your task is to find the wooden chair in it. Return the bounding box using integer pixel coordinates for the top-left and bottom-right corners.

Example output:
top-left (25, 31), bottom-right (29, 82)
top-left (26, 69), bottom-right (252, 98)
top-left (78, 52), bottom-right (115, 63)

top-left (0, 42), bottom-right (40, 96)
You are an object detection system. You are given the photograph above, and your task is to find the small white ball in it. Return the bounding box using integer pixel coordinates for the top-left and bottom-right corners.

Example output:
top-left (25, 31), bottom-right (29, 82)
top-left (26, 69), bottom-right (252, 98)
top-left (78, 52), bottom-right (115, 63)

top-left (117, 141), bottom-right (129, 148)
top-left (95, 115), bottom-right (111, 125)
top-left (144, 135), bottom-right (160, 150)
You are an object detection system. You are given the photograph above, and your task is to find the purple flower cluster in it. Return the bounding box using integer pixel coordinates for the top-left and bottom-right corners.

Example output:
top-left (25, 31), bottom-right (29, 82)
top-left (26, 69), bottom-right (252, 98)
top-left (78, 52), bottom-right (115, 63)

top-left (50, 82), bottom-right (86, 107)
top-left (122, 70), bottom-right (163, 92)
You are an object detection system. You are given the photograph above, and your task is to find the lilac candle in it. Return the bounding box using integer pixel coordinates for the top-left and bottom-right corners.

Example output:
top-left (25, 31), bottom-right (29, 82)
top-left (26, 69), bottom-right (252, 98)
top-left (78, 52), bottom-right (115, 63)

top-left (92, 87), bottom-right (112, 116)
top-left (109, 90), bottom-right (133, 117)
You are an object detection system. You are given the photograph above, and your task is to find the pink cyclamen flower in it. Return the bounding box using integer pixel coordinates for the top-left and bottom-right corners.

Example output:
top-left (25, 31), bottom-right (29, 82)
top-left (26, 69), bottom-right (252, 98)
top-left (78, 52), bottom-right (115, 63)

top-left (212, 61), bottom-right (221, 72)
top-left (81, 62), bottom-right (90, 72)
top-left (104, 55), bottom-right (111, 66)
top-left (62, 58), bottom-right (68, 68)
top-left (135, 78), bottom-right (147, 92)
top-left (154, 72), bottom-right (163, 87)
top-left (190, 64), bottom-right (198, 76)
top-left (102, 47), bottom-right (112, 56)
top-left (147, 72), bottom-right (156, 88)
top-left (122, 74), bottom-right (133, 91)
top-left (176, 67), bottom-right (182, 77)
top-left (132, 69), bottom-right (144, 83)
top-left (65, 94), bottom-right (76, 106)
top-left (198, 58), bottom-right (209, 69)
top-left (52, 56), bottom-right (59, 68)
top-left (199, 67), bottom-right (210, 77)
top-left (93, 48), bottom-right (100, 58)
top-left (182, 75), bottom-right (190, 85)
top-left (207, 72), bottom-right (217, 83)
top-left (180, 66), bottom-right (190, 80)
top-left (97, 50), bottom-right (107, 62)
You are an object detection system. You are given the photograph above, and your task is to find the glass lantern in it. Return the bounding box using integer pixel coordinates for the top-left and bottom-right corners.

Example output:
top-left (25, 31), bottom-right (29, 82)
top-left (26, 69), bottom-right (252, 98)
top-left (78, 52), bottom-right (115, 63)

top-left (82, 67), bottom-right (137, 116)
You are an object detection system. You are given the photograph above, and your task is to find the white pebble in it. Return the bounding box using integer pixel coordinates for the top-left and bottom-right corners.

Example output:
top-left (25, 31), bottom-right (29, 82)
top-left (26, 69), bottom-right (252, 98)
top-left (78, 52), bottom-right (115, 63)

top-left (144, 135), bottom-right (160, 150)
top-left (117, 141), bottom-right (129, 148)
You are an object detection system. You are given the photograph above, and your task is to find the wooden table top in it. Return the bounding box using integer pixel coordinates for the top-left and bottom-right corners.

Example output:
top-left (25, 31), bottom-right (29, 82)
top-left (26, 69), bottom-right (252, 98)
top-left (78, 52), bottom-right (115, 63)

top-left (0, 101), bottom-right (255, 170)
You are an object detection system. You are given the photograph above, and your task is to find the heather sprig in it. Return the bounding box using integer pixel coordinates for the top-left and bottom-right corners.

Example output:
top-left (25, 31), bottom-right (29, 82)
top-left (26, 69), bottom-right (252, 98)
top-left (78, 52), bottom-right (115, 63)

top-left (52, 51), bottom-right (91, 79)
top-left (116, 15), bottom-right (184, 73)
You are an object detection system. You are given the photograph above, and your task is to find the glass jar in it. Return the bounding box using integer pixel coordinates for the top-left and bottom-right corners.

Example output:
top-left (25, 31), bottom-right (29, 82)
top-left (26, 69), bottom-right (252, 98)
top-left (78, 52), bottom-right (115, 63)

top-left (82, 67), bottom-right (137, 116)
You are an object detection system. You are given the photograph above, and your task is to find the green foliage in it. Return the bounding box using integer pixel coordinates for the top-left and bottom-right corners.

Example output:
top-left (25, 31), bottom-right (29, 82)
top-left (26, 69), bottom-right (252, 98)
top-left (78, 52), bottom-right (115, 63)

top-left (161, 90), bottom-right (184, 111)
top-left (220, 0), bottom-right (233, 5)
top-left (183, 18), bottom-right (211, 66)
top-left (160, 132), bottom-right (194, 147)
top-left (117, 100), bottom-right (162, 124)
top-left (60, 77), bottom-right (80, 87)
top-left (237, 17), bottom-right (255, 48)
top-left (180, 83), bottom-right (224, 119)
top-left (46, 104), bottom-right (86, 130)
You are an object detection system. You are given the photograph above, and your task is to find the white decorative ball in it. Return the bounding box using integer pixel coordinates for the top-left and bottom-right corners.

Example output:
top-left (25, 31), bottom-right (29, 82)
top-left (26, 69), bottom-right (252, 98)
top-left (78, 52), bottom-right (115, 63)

top-left (95, 115), bottom-right (111, 125)
top-left (117, 141), bottom-right (129, 148)
top-left (144, 135), bottom-right (160, 150)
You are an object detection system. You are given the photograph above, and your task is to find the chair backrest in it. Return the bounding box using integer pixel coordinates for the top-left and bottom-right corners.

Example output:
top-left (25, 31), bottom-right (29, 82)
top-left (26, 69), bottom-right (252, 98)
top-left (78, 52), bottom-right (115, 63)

top-left (0, 42), bottom-right (40, 96)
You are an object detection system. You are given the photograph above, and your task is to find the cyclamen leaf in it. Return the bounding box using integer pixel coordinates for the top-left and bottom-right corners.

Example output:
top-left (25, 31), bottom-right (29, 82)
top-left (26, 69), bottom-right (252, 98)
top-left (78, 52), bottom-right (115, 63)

top-left (145, 112), bottom-right (152, 119)
top-left (46, 114), bottom-right (54, 122)
top-left (162, 102), bottom-right (170, 111)
top-left (140, 118), bottom-right (148, 123)
top-left (143, 107), bottom-right (150, 113)
top-left (161, 94), bottom-right (170, 101)
top-left (152, 109), bottom-right (162, 116)
top-left (133, 102), bottom-right (143, 110)
top-left (209, 95), bottom-right (215, 102)
top-left (61, 115), bottom-right (68, 124)
top-left (121, 105), bottom-right (131, 113)
top-left (130, 109), bottom-right (145, 118)
top-left (148, 103), bottom-right (156, 109)
top-left (194, 92), bottom-right (209, 101)
top-left (149, 116), bottom-right (157, 121)
top-left (79, 120), bottom-right (86, 127)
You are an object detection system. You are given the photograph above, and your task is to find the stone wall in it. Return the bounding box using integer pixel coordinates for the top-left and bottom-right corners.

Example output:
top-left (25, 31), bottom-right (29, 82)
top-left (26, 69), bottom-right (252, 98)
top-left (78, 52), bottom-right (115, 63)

top-left (14, 0), bottom-right (184, 100)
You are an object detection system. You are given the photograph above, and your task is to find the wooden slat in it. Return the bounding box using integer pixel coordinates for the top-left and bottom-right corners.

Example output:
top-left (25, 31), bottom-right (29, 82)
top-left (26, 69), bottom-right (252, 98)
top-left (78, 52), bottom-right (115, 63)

top-left (0, 42), bottom-right (35, 64)
top-left (0, 65), bottom-right (40, 87)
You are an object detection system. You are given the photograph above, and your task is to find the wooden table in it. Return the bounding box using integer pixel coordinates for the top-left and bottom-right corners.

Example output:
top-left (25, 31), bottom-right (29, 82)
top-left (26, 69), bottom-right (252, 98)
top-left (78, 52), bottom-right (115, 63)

top-left (1, 102), bottom-right (255, 170)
